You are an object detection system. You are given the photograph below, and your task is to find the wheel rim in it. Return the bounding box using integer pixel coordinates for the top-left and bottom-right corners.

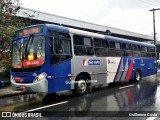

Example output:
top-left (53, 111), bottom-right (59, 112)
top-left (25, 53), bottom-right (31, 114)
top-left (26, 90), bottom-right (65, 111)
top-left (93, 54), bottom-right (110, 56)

top-left (77, 79), bottom-right (87, 93)
top-left (136, 71), bottom-right (140, 81)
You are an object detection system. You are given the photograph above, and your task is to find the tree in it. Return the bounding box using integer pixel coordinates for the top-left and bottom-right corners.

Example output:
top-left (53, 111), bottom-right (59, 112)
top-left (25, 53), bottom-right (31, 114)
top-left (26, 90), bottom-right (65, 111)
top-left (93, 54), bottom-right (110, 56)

top-left (0, 0), bottom-right (28, 76)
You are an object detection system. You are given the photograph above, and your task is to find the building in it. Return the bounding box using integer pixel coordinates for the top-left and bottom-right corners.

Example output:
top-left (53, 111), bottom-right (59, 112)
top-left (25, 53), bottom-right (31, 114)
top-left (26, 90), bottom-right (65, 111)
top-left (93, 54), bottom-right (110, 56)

top-left (16, 7), bottom-right (154, 43)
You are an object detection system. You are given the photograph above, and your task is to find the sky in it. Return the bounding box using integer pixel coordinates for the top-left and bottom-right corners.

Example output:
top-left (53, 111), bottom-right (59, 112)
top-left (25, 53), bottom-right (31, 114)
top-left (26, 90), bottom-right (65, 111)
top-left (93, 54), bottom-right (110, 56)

top-left (20, 0), bottom-right (160, 41)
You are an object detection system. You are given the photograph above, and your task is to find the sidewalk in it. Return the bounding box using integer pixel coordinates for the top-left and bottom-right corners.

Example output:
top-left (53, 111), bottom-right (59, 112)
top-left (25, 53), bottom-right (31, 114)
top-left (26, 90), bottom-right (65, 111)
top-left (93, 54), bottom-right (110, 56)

top-left (0, 77), bottom-right (10, 88)
top-left (0, 77), bottom-right (25, 98)
top-left (0, 86), bottom-right (25, 98)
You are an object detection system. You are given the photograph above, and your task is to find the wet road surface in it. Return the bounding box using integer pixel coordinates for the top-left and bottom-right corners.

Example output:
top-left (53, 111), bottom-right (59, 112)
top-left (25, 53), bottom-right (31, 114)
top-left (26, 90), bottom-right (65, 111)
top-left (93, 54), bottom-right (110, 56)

top-left (1, 74), bottom-right (160, 120)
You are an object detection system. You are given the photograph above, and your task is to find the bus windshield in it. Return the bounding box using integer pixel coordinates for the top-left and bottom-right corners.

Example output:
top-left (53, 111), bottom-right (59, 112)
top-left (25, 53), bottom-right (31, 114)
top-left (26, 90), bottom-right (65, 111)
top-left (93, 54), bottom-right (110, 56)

top-left (12, 36), bottom-right (45, 68)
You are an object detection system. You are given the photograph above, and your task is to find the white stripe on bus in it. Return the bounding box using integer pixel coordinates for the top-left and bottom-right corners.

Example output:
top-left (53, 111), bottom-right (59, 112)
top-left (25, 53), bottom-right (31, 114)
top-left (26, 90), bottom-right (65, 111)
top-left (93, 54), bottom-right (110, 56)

top-left (115, 58), bottom-right (123, 82)
top-left (121, 59), bottom-right (129, 82)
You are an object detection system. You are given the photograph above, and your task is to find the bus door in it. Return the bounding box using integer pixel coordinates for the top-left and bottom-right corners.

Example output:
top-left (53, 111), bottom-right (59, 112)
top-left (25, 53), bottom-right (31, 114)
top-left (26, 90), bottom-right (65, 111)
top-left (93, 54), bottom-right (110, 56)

top-left (106, 57), bottom-right (121, 83)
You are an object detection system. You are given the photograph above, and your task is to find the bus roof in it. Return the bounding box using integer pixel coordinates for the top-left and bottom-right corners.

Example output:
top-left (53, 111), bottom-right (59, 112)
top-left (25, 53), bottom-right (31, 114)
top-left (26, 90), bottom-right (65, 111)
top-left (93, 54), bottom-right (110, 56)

top-left (105, 36), bottom-right (155, 47)
top-left (16, 24), bottom-right (155, 47)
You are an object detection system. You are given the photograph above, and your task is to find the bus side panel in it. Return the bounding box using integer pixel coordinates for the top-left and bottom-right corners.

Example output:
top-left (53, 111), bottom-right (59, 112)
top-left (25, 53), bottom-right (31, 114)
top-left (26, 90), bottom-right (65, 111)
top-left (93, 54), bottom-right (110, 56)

top-left (141, 58), bottom-right (149, 77)
top-left (47, 60), bottom-right (71, 93)
top-left (72, 56), bottom-right (107, 86)
top-left (153, 58), bottom-right (158, 74)
top-left (126, 58), bottom-right (157, 80)
top-left (149, 58), bottom-right (157, 75)
top-left (130, 58), bottom-right (142, 79)
top-left (112, 57), bottom-right (134, 82)
top-left (131, 58), bottom-right (157, 78)
top-left (107, 57), bottom-right (121, 83)
top-left (142, 58), bottom-right (157, 77)
top-left (121, 57), bottom-right (128, 82)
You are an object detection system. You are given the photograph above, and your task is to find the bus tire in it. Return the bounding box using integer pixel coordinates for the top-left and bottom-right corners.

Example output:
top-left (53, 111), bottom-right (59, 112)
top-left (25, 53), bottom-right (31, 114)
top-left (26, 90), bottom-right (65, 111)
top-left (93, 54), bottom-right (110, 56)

top-left (73, 75), bottom-right (89, 95)
top-left (134, 69), bottom-right (141, 82)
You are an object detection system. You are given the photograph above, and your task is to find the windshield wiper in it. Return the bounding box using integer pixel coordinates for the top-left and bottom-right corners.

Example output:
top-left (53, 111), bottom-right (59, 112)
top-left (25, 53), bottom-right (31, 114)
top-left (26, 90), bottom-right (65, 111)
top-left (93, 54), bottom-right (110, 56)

top-left (23, 35), bottom-right (34, 62)
top-left (24, 35), bottom-right (34, 53)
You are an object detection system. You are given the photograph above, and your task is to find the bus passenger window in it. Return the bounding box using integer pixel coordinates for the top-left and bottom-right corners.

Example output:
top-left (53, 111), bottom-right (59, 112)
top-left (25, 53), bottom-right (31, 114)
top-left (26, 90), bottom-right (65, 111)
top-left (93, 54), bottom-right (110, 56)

top-left (94, 38), bottom-right (108, 57)
top-left (108, 49), bottom-right (116, 56)
top-left (84, 37), bottom-right (92, 46)
top-left (50, 37), bottom-right (54, 54)
top-left (94, 38), bottom-right (108, 48)
top-left (116, 50), bottom-right (123, 57)
top-left (148, 47), bottom-right (155, 52)
top-left (137, 45), bottom-right (140, 51)
top-left (151, 48), bottom-right (155, 52)
top-left (142, 52), bottom-right (148, 57)
top-left (124, 51), bottom-right (133, 56)
top-left (102, 40), bottom-right (109, 48)
top-left (147, 47), bottom-right (156, 58)
top-left (126, 44), bottom-right (131, 50)
top-left (50, 32), bottom-right (72, 65)
top-left (141, 46), bottom-right (147, 52)
top-left (132, 45), bottom-right (136, 50)
top-left (122, 43), bottom-right (125, 49)
top-left (55, 39), bottom-right (62, 54)
top-left (54, 38), bottom-right (71, 55)
top-left (94, 38), bottom-right (101, 47)
top-left (151, 53), bottom-right (156, 57)
top-left (133, 51), bottom-right (141, 57)
top-left (109, 41), bottom-right (115, 48)
top-left (95, 48), bottom-right (108, 57)
top-left (74, 35), bottom-right (93, 56)
top-left (74, 46), bottom-right (84, 55)
top-left (132, 45), bottom-right (140, 51)
top-left (122, 43), bottom-right (127, 49)
top-left (115, 42), bottom-right (120, 49)
top-left (86, 47), bottom-right (94, 55)
top-left (74, 35), bottom-right (83, 45)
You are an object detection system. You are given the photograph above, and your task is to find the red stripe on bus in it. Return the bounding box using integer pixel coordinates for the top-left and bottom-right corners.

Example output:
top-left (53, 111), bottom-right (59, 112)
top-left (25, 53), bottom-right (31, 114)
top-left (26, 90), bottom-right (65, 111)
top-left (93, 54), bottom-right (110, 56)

top-left (114, 58), bottom-right (122, 82)
top-left (126, 60), bottom-right (134, 81)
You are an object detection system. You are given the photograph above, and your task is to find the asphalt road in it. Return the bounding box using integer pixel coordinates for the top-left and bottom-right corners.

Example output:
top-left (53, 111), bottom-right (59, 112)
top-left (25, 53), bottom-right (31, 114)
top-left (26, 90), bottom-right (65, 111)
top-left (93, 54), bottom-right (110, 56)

top-left (1, 74), bottom-right (160, 120)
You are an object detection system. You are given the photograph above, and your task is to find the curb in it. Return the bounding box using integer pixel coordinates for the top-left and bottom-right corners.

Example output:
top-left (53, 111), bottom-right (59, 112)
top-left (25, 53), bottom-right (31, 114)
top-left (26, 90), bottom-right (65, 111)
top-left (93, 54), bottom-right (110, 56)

top-left (0, 91), bottom-right (35, 99)
top-left (0, 91), bottom-right (26, 99)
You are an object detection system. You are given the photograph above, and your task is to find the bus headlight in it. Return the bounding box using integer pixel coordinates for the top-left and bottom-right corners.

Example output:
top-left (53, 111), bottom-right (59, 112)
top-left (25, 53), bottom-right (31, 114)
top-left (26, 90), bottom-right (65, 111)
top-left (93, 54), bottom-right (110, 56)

top-left (34, 72), bottom-right (47, 82)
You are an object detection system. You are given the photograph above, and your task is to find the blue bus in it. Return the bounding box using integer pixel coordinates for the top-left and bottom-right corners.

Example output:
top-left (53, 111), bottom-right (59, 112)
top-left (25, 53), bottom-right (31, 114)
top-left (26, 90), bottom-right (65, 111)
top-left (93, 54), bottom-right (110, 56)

top-left (10, 24), bottom-right (157, 95)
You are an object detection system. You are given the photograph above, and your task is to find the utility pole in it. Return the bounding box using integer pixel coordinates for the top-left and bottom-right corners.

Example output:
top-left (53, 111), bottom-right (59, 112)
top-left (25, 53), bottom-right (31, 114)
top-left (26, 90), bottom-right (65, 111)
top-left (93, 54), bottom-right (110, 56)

top-left (149, 8), bottom-right (160, 45)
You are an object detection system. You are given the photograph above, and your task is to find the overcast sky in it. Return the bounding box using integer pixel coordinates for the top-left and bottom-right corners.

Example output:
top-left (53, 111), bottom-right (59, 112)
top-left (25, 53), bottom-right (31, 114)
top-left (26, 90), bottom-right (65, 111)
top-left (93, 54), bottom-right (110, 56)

top-left (20, 0), bottom-right (160, 40)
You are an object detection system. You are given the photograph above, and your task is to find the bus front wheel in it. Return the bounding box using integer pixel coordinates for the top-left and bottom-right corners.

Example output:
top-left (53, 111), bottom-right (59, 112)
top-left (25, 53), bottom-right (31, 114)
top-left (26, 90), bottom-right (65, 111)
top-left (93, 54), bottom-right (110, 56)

top-left (73, 75), bottom-right (89, 95)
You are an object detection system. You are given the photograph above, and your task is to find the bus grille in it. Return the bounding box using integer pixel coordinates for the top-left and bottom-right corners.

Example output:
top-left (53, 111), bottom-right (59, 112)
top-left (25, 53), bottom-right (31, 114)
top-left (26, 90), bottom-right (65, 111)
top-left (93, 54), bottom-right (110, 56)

top-left (14, 72), bottom-right (33, 77)
top-left (16, 87), bottom-right (32, 92)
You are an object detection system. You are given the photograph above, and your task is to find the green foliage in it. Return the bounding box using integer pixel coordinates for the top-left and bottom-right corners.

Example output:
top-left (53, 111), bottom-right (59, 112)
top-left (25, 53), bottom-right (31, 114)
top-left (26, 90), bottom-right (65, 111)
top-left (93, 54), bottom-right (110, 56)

top-left (0, 0), bottom-right (31, 76)
top-left (0, 51), bottom-right (10, 76)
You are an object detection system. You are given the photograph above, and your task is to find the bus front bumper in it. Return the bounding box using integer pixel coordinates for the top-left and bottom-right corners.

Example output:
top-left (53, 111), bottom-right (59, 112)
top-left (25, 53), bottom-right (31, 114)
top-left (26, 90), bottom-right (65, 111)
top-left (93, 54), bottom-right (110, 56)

top-left (11, 78), bottom-right (48, 93)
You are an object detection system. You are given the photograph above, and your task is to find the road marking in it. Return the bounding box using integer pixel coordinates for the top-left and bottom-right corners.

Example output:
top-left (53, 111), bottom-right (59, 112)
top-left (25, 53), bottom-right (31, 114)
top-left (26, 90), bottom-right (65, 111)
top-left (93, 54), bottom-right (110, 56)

top-left (118, 85), bottom-right (134, 89)
top-left (23, 101), bottom-right (68, 113)
top-left (146, 117), bottom-right (157, 120)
